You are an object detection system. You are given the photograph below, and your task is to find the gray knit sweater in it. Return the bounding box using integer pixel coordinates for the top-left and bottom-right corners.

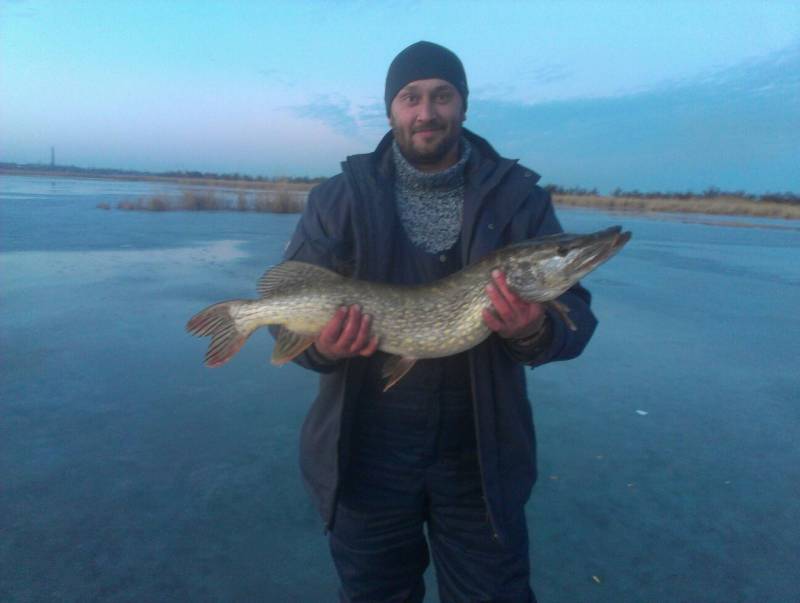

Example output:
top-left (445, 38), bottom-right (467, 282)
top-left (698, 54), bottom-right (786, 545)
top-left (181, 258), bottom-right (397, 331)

top-left (392, 138), bottom-right (472, 254)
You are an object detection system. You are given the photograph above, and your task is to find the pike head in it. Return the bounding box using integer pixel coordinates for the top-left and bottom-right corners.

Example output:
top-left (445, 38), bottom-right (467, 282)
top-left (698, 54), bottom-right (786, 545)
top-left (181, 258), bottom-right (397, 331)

top-left (498, 225), bottom-right (632, 301)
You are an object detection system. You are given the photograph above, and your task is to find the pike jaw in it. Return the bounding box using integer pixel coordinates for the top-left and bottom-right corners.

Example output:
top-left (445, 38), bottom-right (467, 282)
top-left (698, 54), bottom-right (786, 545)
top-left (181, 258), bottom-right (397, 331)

top-left (503, 226), bottom-right (631, 301)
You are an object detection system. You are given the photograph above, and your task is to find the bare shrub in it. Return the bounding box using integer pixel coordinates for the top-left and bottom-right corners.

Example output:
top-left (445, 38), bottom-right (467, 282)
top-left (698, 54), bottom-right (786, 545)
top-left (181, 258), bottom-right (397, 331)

top-left (252, 192), bottom-right (273, 212)
top-left (272, 189), bottom-right (295, 213)
top-left (236, 192), bottom-right (249, 212)
top-left (180, 189), bottom-right (223, 211)
top-left (248, 189), bottom-right (304, 213)
top-left (147, 196), bottom-right (170, 211)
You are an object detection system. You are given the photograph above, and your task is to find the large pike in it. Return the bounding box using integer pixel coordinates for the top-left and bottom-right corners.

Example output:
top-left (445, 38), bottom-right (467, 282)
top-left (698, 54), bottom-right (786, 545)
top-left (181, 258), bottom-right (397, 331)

top-left (187, 226), bottom-right (631, 389)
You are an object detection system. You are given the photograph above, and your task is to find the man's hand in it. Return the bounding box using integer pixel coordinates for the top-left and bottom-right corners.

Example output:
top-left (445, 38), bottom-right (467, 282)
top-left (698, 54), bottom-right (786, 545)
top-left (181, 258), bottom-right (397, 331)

top-left (315, 304), bottom-right (379, 361)
top-left (482, 270), bottom-right (547, 339)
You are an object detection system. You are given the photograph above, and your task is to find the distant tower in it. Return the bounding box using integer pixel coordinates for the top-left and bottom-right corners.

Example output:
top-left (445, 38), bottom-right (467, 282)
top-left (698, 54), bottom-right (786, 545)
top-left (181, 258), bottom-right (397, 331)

top-left (50, 147), bottom-right (55, 167)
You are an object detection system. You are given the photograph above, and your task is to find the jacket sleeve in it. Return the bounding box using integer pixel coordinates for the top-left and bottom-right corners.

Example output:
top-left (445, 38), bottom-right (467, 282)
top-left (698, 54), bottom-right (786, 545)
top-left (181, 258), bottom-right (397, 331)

top-left (267, 177), bottom-right (353, 374)
top-left (503, 189), bottom-right (598, 367)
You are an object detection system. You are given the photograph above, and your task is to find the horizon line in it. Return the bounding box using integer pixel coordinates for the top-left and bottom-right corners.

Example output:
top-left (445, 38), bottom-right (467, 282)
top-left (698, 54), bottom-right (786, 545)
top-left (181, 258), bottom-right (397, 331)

top-left (1, 160), bottom-right (798, 199)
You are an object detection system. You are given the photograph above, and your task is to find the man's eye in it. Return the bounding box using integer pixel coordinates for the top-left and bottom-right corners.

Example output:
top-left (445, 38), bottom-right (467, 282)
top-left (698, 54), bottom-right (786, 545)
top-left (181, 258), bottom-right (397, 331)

top-left (436, 93), bottom-right (453, 102)
top-left (404, 94), bottom-right (418, 104)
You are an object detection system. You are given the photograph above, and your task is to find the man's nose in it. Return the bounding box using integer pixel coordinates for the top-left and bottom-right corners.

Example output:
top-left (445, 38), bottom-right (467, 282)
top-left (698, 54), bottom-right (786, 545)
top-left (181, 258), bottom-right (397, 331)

top-left (417, 98), bottom-right (436, 122)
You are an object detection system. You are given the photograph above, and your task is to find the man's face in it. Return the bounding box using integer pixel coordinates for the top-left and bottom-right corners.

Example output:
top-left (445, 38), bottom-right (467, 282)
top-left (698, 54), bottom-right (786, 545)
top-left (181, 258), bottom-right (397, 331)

top-left (389, 78), bottom-right (465, 171)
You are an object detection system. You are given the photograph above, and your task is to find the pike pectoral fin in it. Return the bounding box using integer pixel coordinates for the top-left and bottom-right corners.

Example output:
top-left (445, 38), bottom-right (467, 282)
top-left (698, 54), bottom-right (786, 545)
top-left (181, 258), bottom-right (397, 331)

top-left (272, 327), bottom-right (316, 365)
top-left (382, 355), bottom-right (417, 391)
top-left (547, 300), bottom-right (577, 331)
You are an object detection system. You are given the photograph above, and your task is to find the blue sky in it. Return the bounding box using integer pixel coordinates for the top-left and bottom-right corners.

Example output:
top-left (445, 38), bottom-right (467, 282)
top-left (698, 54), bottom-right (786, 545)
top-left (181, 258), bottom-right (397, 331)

top-left (1, 0), bottom-right (798, 193)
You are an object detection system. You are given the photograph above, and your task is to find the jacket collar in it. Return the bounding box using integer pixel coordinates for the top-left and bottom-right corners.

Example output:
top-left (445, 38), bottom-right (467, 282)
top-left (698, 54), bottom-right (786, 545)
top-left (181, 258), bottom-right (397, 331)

top-left (341, 129), bottom-right (541, 276)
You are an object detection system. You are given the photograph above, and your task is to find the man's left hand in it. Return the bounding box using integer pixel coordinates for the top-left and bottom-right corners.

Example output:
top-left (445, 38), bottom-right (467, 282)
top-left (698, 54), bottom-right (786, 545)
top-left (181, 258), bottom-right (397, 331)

top-left (482, 270), bottom-right (546, 339)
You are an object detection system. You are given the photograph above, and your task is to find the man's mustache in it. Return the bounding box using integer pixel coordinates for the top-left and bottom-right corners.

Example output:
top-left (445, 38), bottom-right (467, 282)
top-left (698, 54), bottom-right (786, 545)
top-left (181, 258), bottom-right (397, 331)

top-left (412, 122), bottom-right (445, 134)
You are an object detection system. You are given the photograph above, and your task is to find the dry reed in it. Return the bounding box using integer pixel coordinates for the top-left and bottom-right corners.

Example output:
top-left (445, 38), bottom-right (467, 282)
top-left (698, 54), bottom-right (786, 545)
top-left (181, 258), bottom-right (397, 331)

top-left (554, 194), bottom-right (800, 220)
top-left (109, 188), bottom-right (307, 214)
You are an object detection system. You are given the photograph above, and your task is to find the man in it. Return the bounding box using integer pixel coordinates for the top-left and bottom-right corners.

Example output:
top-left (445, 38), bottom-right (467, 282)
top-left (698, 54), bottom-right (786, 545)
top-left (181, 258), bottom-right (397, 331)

top-left (282, 41), bottom-right (597, 602)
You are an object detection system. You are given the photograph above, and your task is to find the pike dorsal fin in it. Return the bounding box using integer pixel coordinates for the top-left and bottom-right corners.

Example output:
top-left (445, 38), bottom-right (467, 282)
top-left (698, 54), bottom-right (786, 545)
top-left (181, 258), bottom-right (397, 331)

top-left (271, 326), bottom-right (316, 365)
top-left (258, 261), bottom-right (342, 297)
top-left (382, 355), bottom-right (417, 391)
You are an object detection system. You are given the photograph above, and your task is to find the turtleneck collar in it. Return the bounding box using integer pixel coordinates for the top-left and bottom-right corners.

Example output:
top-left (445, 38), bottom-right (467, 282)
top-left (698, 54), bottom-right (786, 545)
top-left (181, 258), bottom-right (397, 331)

top-left (392, 137), bottom-right (472, 191)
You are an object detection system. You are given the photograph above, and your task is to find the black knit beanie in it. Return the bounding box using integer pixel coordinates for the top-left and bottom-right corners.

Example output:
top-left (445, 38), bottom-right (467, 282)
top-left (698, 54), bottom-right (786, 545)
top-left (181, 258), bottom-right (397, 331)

top-left (384, 41), bottom-right (468, 116)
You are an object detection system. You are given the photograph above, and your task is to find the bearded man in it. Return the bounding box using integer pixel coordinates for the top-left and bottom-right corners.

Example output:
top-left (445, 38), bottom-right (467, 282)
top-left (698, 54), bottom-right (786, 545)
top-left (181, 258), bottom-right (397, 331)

top-left (282, 41), bottom-right (597, 602)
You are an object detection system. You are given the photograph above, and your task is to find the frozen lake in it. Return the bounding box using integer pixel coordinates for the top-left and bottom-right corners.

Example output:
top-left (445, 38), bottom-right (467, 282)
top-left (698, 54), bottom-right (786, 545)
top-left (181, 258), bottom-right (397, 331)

top-left (2, 174), bottom-right (799, 602)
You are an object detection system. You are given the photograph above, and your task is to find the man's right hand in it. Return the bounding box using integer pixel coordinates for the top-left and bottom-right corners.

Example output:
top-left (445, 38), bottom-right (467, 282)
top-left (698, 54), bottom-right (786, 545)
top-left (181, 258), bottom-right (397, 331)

top-left (314, 304), bottom-right (379, 361)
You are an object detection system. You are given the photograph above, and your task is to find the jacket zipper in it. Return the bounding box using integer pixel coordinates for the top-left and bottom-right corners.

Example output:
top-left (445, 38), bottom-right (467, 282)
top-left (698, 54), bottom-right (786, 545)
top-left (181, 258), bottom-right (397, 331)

top-left (468, 352), bottom-right (501, 542)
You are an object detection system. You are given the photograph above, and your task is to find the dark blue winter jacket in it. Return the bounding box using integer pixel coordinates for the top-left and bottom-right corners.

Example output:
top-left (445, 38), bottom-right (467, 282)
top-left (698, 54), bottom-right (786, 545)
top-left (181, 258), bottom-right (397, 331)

top-left (282, 128), bottom-right (597, 543)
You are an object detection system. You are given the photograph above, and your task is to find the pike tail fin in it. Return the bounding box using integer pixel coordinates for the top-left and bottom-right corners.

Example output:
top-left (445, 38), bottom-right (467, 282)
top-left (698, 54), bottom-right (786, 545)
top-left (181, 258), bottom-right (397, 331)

top-left (186, 301), bottom-right (253, 367)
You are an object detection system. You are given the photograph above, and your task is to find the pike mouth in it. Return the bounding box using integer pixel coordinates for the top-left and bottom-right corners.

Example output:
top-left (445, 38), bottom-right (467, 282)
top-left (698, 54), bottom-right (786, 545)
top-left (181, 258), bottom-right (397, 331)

top-left (569, 230), bottom-right (631, 275)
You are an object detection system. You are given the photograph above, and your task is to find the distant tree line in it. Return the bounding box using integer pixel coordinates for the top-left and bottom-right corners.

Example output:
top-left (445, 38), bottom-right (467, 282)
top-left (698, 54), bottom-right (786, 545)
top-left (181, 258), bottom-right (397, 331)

top-left (544, 184), bottom-right (600, 196)
top-left (544, 183), bottom-right (800, 205)
top-left (154, 169), bottom-right (328, 184)
top-left (0, 162), bottom-right (328, 185)
top-left (609, 186), bottom-right (800, 205)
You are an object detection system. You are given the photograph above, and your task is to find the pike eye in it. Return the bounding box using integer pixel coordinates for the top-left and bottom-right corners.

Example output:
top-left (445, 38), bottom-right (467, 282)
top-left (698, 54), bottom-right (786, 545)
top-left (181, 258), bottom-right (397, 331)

top-left (556, 246), bottom-right (568, 257)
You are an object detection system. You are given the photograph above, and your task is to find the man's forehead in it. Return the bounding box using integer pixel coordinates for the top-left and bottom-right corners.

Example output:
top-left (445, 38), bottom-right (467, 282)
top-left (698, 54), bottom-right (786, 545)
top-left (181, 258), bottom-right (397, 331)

top-left (399, 78), bottom-right (457, 93)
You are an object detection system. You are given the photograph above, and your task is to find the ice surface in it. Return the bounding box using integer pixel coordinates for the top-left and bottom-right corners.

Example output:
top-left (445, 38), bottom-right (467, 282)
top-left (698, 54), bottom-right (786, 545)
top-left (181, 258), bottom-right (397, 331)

top-left (1, 175), bottom-right (799, 602)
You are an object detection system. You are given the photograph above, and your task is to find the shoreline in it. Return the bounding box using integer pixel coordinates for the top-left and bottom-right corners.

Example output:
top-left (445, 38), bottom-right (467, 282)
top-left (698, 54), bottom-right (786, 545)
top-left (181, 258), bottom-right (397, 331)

top-left (4, 168), bottom-right (799, 220)
top-left (0, 167), bottom-right (318, 192)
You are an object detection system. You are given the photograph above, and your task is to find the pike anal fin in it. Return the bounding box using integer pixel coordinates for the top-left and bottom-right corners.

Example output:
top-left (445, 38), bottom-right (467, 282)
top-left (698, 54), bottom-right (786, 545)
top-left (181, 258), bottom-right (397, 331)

top-left (382, 355), bottom-right (417, 391)
top-left (547, 300), bottom-right (577, 331)
top-left (272, 327), bottom-right (316, 365)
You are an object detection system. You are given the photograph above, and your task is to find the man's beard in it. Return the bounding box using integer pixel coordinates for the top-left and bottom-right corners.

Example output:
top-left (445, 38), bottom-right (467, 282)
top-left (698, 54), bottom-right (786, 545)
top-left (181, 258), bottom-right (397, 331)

top-left (393, 121), bottom-right (461, 168)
